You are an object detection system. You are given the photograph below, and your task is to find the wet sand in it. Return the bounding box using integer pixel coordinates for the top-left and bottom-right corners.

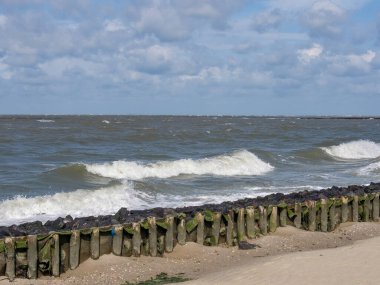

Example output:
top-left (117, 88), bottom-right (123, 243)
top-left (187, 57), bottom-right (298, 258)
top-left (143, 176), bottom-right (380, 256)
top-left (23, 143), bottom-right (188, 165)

top-left (2, 222), bottom-right (380, 285)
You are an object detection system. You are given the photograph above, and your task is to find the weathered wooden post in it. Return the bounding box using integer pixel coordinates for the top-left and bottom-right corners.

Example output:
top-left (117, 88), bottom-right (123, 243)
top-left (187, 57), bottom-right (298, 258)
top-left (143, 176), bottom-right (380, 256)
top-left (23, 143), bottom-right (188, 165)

top-left (341, 197), bottom-right (349, 223)
top-left (211, 212), bottom-right (221, 245)
top-left (148, 217), bottom-right (158, 256)
top-left (27, 235), bottom-right (37, 279)
top-left (307, 201), bottom-right (316, 232)
top-left (237, 208), bottom-right (246, 241)
top-left (373, 193), bottom-right (379, 221)
top-left (132, 223), bottom-right (141, 257)
top-left (90, 228), bottom-right (100, 260)
top-left (165, 216), bottom-right (174, 253)
top-left (226, 210), bottom-right (235, 246)
top-left (352, 195), bottom-right (359, 222)
top-left (70, 231), bottom-right (80, 270)
top-left (52, 234), bottom-right (60, 277)
top-left (294, 203), bottom-right (302, 229)
top-left (196, 212), bottom-right (205, 245)
top-left (363, 195), bottom-right (370, 222)
top-left (329, 199), bottom-right (336, 231)
top-left (5, 237), bottom-right (15, 281)
top-left (246, 207), bottom-right (256, 238)
top-left (269, 206), bottom-right (278, 233)
top-left (321, 199), bottom-right (328, 232)
top-left (258, 206), bottom-right (267, 235)
top-left (112, 225), bottom-right (123, 256)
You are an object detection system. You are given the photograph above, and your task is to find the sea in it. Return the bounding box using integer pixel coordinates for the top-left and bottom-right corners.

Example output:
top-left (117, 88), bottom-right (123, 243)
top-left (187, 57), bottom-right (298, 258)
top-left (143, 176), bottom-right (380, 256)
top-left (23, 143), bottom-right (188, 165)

top-left (1, 115), bottom-right (380, 226)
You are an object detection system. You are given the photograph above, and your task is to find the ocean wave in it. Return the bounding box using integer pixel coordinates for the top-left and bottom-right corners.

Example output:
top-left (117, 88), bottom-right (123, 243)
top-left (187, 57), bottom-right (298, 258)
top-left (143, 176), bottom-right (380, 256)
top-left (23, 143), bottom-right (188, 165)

top-left (321, 140), bottom-right (380, 160)
top-left (36, 119), bottom-right (55, 123)
top-left (84, 150), bottom-right (274, 179)
top-left (0, 182), bottom-right (323, 226)
top-left (357, 161), bottom-right (380, 176)
top-left (0, 182), bottom-right (151, 226)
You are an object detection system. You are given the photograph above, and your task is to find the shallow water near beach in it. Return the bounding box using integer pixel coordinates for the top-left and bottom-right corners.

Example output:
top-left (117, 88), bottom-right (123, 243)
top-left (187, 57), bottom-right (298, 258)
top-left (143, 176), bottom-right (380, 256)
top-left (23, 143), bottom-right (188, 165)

top-left (1, 115), bottom-right (380, 225)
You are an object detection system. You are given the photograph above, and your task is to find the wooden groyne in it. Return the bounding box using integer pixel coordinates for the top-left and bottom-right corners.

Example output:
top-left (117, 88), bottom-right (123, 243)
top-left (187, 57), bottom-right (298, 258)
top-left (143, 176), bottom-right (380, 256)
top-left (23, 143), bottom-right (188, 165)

top-left (0, 183), bottom-right (380, 280)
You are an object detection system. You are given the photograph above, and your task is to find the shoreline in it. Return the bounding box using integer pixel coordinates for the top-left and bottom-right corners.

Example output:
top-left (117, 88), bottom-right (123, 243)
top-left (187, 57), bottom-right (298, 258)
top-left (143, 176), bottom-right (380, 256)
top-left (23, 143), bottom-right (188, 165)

top-left (1, 182), bottom-right (379, 238)
top-left (2, 221), bottom-right (380, 285)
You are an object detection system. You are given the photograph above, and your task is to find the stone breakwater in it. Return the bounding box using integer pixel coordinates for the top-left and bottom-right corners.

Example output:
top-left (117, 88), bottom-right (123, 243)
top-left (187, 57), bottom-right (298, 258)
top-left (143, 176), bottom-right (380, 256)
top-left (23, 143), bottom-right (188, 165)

top-left (0, 182), bottom-right (380, 280)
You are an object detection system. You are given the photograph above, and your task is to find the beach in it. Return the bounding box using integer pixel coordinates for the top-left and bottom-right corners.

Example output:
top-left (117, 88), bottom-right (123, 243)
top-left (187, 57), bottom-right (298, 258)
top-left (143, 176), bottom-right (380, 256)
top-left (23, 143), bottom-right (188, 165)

top-left (2, 221), bottom-right (379, 285)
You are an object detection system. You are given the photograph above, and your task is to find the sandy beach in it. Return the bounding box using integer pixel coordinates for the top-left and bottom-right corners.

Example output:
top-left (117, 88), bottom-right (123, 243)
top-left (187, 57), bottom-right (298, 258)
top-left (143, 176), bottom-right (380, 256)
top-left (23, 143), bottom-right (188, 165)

top-left (1, 221), bottom-right (380, 285)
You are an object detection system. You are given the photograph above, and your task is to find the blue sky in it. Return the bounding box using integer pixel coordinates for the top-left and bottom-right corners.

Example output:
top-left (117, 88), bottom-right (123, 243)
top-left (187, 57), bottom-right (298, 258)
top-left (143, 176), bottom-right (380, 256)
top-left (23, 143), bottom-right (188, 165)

top-left (0, 0), bottom-right (379, 115)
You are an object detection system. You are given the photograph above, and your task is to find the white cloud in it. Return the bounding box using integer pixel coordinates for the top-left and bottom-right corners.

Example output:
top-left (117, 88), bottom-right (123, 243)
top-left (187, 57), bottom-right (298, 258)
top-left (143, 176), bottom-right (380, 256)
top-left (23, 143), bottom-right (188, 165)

top-left (251, 9), bottom-right (283, 33)
top-left (104, 19), bottom-right (126, 32)
top-left (303, 0), bottom-right (346, 38)
top-left (0, 62), bottom-right (13, 80)
top-left (0, 15), bottom-right (7, 28)
top-left (297, 43), bottom-right (324, 64)
top-left (38, 57), bottom-right (104, 78)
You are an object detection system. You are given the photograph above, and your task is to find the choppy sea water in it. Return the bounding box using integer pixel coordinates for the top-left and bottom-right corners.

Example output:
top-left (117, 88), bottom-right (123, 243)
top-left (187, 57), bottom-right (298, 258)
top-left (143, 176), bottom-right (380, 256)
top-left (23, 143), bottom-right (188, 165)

top-left (1, 115), bottom-right (380, 226)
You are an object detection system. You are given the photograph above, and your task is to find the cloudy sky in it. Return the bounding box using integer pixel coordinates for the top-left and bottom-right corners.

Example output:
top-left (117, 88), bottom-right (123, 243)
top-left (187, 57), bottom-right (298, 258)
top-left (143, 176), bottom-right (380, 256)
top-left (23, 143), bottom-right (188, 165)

top-left (0, 0), bottom-right (379, 115)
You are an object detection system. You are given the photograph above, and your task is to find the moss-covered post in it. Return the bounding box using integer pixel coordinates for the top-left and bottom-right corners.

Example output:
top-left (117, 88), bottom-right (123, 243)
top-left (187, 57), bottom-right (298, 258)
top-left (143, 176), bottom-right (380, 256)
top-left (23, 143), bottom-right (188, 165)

top-left (269, 206), bottom-right (278, 233)
top-left (52, 234), bottom-right (60, 277)
top-left (112, 225), bottom-right (123, 256)
top-left (165, 216), bottom-right (174, 253)
top-left (373, 193), bottom-right (379, 222)
top-left (226, 210), bottom-right (235, 246)
top-left (196, 212), bottom-right (205, 245)
top-left (329, 199), bottom-right (336, 231)
top-left (237, 208), bottom-right (246, 241)
top-left (258, 206), bottom-right (267, 235)
top-left (363, 195), bottom-right (370, 222)
top-left (27, 235), bottom-right (37, 279)
top-left (246, 207), bottom-right (256, 238)
top-left (177, 217), bottom-right (186, 246)
top-left (90, 228), bottom-right (100, 260)
top-left (211, 212), bottom-right (221, 246)
top-left (5, 237), bottom-right (15, 281)
top-left (352, 195), bottom-right (359, 222)
top-left (294, 203), bottom-right (302, 229)
top-left (307, 201), bottom-right (316, 232)
top-left (341, 197), bottom-right (349, 223)
top-left (70, 230), bottom-right (80, 270)
top-left (321, 199), bottom-right (328, 232)
top-left (148, 217), bottom-right (158, 256)
top-left (279, 205), bottom-right (287, 227)
top-left (132, 223), bottom-right (141, 257)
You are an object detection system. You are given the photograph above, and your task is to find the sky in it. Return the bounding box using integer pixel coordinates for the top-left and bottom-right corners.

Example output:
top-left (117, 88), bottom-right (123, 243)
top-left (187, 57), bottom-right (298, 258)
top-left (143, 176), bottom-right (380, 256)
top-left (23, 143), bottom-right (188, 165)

top-left (0, 0), bottom-right (380, 115)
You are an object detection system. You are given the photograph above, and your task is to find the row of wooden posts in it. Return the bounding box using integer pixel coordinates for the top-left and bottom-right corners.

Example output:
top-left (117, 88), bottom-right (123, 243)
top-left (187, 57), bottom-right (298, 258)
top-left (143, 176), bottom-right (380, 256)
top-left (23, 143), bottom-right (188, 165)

top-left (0, 193), bottom-right (379, 280)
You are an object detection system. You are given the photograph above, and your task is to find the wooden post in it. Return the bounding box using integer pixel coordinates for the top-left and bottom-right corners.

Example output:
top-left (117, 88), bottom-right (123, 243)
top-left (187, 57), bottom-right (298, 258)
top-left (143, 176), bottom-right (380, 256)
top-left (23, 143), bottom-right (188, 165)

top-left (246, 207), bottom-right (256, 238)
top-left (341, 197), bottom-right (349, 223)
top-left (258, 206), bottom-right (267, 235)
top-left (269, 206), bottom-right (278, 233)
top-left (91, 228), bottom-right (100, 260)
top-left (373, 193), bottom-right (379, 221)
top-left (27, 235), bottom-right (37, 279)
top-left (5, 237), bottom-right (15, 281)
top-left (352, 195), bottom-right (359, 222)
top-left (363, 195), bottom-right (370, 222)
top-left (237, 208), bottom-right (246, 241)
top-left (177, 218), bottom-right (186, 246)
top-left (279, 207), bottom-right (287, 227)
top-left (226, 210), bottom-right (235, 247)
top-left (294, 203), bottom-right (302, 229)
top-left (52, 234), bottom-right (60, 277)
top-left (69, 231), bottom-right (80, 270)
top-left (321, 199), bottom-right (328, 232)
top-left (165, 216), bottom-right (174, 253)
top-left (196, 212), bottom-right (205, 245)
top-left (112, 225), bottom-right (123, 256)
top-left (148, 217), bottom-right (158, 256)
top-left (132, 223), bottom-right (141, 257)
top-left (211, 212), bottom-right (221, 245)
top-left (307, 201), bottom-right (316, 232)
top-left (329, 199), bottom-right (336, 231)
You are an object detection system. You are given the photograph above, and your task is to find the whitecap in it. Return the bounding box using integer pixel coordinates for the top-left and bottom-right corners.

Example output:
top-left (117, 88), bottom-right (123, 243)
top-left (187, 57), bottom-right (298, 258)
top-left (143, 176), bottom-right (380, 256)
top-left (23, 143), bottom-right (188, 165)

top-left (357, 161), bottom-right (380, 176)
top-left (85, 150), bottom-right (274, 180)
top-left (37, 119), bottom-right (55, 123)
top-left (321, 140), bottom-right (380, 160)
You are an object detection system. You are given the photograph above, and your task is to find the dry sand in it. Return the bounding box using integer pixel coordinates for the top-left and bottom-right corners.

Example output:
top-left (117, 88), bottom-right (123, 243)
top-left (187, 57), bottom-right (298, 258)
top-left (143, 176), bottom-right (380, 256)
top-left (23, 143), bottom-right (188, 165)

top-left (1, 222), bottom-right (380, 285)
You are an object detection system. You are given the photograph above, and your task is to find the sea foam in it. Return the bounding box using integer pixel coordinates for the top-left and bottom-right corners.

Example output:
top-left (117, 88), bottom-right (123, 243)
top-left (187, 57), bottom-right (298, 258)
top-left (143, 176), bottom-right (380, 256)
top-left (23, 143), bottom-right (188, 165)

top-left (357, 161), bottom-right (380, 176)
top-left (321, 140), bottom-right (380, 160)
top-left (85, 150), bottom-right (274, 180)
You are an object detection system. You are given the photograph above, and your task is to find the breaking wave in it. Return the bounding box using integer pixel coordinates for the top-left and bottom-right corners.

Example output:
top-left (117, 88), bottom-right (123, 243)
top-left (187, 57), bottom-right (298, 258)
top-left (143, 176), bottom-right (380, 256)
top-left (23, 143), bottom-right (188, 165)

top-left (321, 140), bottom-right (380, 160)
top-left (84, 150), bottom-right (274, 179)
top-left (357, 161), bottom-right (380, 176)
